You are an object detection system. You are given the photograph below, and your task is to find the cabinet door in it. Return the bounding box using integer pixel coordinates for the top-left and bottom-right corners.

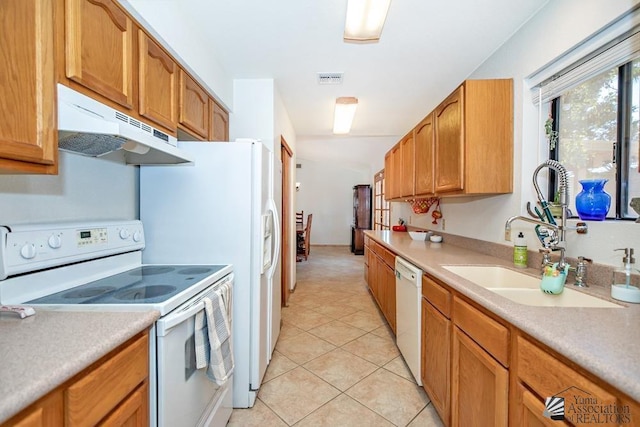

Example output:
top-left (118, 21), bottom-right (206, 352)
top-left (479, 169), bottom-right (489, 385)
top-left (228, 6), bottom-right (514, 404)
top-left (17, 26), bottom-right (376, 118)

top-left (515, 384), bottom-right (569, 427)
top-left (65, 0), bottom-right (134, 109)
top-left (451, 327), bottom-right (508, 427)
top-left (400, 133), bottom-right (415, 197)
top-left (435, 86), bottom-right (464, 193)
top-left (0, 0), bottom-right (57, 173)
top-left (414, 114), bottom-right (434, 195)
top-left (422, 299), bottom-right (451, 425)
top-left (391, 143), bottom-right (402, 199)
top-left (382, 261), bottom-right (396, 333)
top-left (100, 382), bottom-right (149, 427)
top-left (209, 98), bottom-right (229, 141)
top-left (179, 70), bottom-right (209, 139)
top-left (138, 31), bottom-right (177, 131)
top-left (4, 391), bottom-right (63, 427)
top-left (384, 151), bottom-right (392, 200)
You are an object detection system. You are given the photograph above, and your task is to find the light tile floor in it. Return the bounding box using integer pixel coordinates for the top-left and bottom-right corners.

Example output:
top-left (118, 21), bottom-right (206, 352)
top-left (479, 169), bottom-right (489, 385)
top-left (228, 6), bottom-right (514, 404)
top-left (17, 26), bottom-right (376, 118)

top-left (228, 246), bottom-right (445, 426)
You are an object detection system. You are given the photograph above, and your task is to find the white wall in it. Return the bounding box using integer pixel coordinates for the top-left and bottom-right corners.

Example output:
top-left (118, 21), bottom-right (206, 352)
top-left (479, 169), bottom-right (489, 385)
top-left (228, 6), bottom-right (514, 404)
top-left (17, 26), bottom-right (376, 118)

top-left (0, 152), bottom-right (138, 224)
top-left (296, 158), bottom-right (370, 245)
top-left (396, 0), bottom-right (640, 267)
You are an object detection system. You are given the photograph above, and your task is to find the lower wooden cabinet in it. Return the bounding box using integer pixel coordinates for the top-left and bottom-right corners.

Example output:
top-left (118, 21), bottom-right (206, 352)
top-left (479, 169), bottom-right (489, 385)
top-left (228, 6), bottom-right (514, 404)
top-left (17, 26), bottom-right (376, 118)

top-left (421, 298), bottom-right (451, 425)
top-left (365, 241), bottom-right (396, 333)
top-left (451, 327), bottom-right (509, 427)
top-left (516, 384), bottom-right (569, 427)
top-left (3, 332), bottom-right (149, 427)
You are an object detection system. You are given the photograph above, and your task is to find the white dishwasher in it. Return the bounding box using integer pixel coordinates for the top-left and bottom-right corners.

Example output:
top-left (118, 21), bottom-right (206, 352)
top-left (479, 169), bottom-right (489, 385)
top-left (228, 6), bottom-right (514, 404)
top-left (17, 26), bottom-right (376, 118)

top-left (395, 257), bottom-right (422, 385)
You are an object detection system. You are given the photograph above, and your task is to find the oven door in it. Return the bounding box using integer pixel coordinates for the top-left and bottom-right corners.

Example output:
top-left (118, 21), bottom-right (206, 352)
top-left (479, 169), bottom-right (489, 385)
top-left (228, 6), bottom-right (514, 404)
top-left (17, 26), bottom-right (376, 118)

top-left (155, 275), bottom-right (233, 427)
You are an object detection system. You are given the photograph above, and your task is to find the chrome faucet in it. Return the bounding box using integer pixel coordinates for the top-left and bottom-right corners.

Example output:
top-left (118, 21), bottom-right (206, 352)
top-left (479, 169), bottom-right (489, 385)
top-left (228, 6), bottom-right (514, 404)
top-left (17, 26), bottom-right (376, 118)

top-left (505, 160), bottom-right (575, 274)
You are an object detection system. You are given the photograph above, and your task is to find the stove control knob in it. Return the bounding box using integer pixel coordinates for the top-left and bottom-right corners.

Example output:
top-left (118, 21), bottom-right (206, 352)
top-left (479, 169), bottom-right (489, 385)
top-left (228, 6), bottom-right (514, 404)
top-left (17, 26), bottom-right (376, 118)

top-left (20, 243), bottom-right (37, 259)
top-left (48, 234), bottom-right (62, 249)
top-left (133, 231), bottom-right (142, 242)
top-left (119, 229), bottom-right (131, 240)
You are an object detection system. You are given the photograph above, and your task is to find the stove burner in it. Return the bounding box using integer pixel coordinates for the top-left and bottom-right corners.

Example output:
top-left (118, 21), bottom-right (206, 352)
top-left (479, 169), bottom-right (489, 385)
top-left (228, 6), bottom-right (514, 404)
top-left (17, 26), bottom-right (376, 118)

top-left (114, 285), bottom-right (177, 301)
top-left (129, 266), bottom-right (175, 276)
top-left (62, 286), bottom-right (116, 299)
top-left (178, 267), bottom-right (213, 275)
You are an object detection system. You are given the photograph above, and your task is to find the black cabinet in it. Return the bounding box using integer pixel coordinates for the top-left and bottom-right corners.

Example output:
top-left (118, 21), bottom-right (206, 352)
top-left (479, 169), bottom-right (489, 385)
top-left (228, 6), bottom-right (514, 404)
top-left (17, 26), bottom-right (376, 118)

top-left (351, 185), bottom-right (372, 255)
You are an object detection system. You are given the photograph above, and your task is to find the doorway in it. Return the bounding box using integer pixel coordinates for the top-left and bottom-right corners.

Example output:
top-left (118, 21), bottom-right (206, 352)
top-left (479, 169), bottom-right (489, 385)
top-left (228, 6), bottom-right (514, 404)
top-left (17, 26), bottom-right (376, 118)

top-left (280, 137), bottom-right (293, 307)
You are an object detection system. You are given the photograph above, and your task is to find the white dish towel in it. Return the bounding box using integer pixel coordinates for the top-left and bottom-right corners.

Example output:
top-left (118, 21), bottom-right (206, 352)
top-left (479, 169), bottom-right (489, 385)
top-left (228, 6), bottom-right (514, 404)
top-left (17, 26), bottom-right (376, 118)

top-left (194, 282), bottom-right (233, 385)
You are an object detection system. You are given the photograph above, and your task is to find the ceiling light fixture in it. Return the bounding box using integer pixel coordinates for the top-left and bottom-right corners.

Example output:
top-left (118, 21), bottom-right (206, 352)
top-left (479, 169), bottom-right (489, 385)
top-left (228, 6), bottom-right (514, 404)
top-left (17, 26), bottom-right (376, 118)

top-left (344, 0), bottom-right (391, 43)
top-left (333, 97), bottom-right (358, 134)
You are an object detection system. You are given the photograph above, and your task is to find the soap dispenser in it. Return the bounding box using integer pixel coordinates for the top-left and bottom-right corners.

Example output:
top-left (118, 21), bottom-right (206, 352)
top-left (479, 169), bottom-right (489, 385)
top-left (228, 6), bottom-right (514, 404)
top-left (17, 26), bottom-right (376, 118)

top-left (611, 248), bottom-right (640, 303)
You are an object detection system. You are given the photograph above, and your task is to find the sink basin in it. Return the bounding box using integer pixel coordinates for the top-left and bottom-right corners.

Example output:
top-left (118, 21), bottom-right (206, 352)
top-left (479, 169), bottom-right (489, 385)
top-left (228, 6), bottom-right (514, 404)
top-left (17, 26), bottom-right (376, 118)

top-left (442, 265), bottom-right (540, 289)
top-left (443, 265), bottom-right (621, 308)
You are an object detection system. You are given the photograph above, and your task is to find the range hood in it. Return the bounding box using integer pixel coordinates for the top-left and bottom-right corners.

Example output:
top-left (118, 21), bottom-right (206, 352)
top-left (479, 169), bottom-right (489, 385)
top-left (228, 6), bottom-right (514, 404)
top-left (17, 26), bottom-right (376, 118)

top-left (57, 84), bottom-right (193, 165)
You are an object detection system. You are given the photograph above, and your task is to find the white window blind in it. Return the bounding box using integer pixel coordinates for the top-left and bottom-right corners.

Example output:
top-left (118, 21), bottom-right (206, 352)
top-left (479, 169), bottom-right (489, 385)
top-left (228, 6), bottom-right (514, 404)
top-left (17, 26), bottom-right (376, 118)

top-left (528, 7), bottom-right (640, 105)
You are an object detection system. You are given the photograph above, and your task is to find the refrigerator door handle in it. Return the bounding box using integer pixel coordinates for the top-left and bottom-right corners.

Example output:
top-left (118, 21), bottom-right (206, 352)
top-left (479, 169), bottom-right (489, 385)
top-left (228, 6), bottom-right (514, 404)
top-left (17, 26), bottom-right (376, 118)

top-left (266, 199), bottom-right (280, 280)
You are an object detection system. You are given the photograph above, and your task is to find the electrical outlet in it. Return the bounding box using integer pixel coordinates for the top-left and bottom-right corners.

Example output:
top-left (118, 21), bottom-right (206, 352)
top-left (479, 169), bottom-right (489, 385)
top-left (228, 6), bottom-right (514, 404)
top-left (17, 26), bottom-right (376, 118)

top-left (408, 215), bottom-right (412, 224)
top-left (442, 219), bottom-right (446, 230)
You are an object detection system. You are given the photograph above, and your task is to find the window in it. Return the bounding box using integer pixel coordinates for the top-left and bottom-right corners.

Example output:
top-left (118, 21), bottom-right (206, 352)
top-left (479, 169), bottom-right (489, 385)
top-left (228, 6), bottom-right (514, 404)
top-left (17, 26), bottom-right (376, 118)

top-left (373, 169), bottom-right (390, 230)
top-left (548, 59), bottom-right (639, 220)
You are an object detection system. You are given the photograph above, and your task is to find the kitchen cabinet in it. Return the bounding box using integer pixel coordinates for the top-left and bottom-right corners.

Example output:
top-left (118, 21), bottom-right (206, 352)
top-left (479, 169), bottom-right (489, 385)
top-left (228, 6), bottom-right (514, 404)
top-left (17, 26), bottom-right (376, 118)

top-left (434, 87), bottom-right (463, 192)
top-left (451, 297), bottom-right (509, 426)
top-left (513, 335), bottom-right (618, 427)
top-left (414, 114), bottom-right (435, 196)
top-left (451, 327), bottom-right (508, 427)
top-left (0, 0), bottom-right (57, 174)
top-left (2, 332), bottom-right (149, 427)
top-left (65, 0), bottom-right (134, 110)
top-left (400, 133), bottom-right (415, 197)
top-left (365, 241), bottom-right (396, 333)
top-left (179, 70), bottom-right (209, 139)
top-left (209, 98), bottom-right (230, 141)
top-left (384, 143), bottom-right (402, 200)
top-left (138, 30), bottom-right (178, 132)
top-left (434, 79), bottom-right (513, 195)
top-left (384, 79), bottom-right (513, 199)
top-left (421, 274), bottom-right (451, 426)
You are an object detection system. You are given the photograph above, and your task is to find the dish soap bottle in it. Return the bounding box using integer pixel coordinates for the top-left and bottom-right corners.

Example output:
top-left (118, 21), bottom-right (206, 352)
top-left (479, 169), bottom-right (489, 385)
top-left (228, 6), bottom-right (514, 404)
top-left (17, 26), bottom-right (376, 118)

top-left (513, 232), bottom-right (528, 268)
top-left (611, 248), bottom-right (640, 303)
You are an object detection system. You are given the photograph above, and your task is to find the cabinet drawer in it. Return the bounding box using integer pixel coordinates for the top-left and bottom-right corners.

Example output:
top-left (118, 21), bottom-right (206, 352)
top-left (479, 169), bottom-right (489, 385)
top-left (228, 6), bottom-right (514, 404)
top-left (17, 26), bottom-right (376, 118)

top-left (66, 333), bottom-right (149, 427)
top-left (516, 336), bottom-right (617, 420)
top-left (379, 246), bottom-right (396, 269)
top-left (453, 297), bottom-right (509, 367)
top-left (422, 274), bottom-right (451, 318)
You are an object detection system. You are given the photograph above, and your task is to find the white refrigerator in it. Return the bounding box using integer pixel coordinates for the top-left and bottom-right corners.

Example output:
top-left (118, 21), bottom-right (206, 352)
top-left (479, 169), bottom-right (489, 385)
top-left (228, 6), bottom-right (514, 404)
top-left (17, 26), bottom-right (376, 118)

top-left (139, 140), bottom-right (281, 408)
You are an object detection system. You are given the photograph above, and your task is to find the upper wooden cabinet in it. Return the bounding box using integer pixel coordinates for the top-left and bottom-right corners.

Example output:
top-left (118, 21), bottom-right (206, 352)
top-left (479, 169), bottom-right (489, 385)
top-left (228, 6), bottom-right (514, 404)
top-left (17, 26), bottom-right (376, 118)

top-left (436, 79), bottom-right (513, 196)
top-left (138, 30), bottom-right (177, 132)
top-left (385, 79), bottom-right (513, 199)
top-left (400, 133), bottom-right (415, 197)
top-left (179, 71), bottom-right (209, 139)
top-left (0, 0), bottom-right (57, 174)
top-left (384, 151), bottom-right (392, 200)
top-left (434, 87), bottom-right (464, 193)
top-left (414, 114), bottom-right (434, 196)
top-left (209, 98), bottom-right (229, 141)
top-left (65, 0), bottom-right (134, 110)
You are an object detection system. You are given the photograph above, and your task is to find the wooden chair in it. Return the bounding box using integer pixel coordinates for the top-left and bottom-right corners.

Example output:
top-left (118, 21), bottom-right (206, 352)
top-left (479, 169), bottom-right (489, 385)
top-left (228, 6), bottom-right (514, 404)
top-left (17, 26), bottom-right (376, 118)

top-left (295, 210), bottom-right (304, 226)
top-left (297, 213), bottom-right (312, 261)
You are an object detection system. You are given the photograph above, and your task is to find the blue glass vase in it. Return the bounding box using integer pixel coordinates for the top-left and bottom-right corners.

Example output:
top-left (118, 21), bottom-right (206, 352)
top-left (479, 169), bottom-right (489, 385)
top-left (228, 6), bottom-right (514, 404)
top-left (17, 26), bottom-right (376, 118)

top-left (575, 179), bottom-right (611, 221)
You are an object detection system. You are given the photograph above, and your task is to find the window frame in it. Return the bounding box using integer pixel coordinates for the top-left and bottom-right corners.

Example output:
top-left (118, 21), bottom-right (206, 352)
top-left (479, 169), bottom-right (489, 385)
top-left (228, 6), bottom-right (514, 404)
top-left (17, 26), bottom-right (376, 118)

top-left (548, 59), bottom-right (638, 220)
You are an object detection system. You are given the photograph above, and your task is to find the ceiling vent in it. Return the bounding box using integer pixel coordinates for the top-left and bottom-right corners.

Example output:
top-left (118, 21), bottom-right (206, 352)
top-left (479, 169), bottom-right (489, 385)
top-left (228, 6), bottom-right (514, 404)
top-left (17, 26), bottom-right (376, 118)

top-left (317, 72), bottom-right (343, 85)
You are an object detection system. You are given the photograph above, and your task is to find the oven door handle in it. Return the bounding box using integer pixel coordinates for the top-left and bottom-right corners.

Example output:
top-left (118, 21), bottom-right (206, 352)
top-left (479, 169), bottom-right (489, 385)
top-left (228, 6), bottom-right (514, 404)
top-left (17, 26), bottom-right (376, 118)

top-left (156, 276), bottom-right (233, 337)
top-left (156, 300), bottom-right (205, 337)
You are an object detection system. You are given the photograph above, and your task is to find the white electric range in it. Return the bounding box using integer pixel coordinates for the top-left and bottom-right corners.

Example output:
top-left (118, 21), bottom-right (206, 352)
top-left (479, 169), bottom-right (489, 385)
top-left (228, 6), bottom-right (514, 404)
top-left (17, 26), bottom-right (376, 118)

top-left (0, 220), bottom-right (234, 427)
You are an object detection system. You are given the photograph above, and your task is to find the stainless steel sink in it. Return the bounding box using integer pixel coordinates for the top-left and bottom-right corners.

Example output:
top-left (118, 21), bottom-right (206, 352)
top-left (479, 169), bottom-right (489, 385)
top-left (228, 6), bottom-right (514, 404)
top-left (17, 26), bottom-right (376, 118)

top-left (442, 265), bottom-right (621, 308)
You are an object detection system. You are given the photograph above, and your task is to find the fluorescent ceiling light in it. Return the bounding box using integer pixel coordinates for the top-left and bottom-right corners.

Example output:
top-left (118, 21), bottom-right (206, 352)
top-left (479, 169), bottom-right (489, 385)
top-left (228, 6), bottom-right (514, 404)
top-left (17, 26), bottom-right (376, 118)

top-left (344, 0), bottom-right (391, 42)
top-left (333, 97), bottom-right (358, 134)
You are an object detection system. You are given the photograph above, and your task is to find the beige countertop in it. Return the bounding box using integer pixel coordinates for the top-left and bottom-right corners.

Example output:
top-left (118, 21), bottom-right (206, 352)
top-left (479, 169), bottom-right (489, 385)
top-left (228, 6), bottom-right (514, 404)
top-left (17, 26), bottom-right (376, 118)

top-left (0, 309), bottom-right (159, 424)
top-left (366, 230), bottom-right (640, 402)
